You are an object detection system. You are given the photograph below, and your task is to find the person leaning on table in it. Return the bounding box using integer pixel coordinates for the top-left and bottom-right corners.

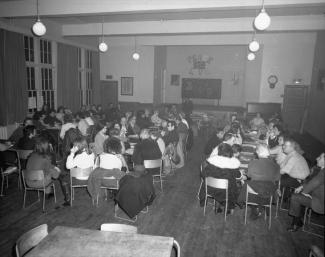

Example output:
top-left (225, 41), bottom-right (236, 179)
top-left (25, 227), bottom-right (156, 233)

top-left (287, 153), bottom-right (324, 232)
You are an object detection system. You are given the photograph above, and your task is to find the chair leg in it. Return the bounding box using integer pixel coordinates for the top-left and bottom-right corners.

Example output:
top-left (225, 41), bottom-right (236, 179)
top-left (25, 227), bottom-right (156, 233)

top-left (6, 176), bottom-right (9, 188)
top-left (42, 190), bottom-right (46, 212)
top-left (203, 196), bottom-right (207, 216)
top-left (244, 202), bottom-right (248, 225)
top-left (23, 189), bottom-right (27, 208)
top-left (197, 180), bottom-right (203, 200)
top-left (53, 184), bottom-right (56, 203)
top-left (173, 239), bottom-right (181, 257)
top-left (224, 198), bottom-right (227, 221)
top-left (0, 175), bottom-right (4, 196)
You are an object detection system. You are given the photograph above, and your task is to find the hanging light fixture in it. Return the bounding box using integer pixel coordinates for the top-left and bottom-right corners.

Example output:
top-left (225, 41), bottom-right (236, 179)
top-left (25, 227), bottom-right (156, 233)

top-left (32, 0), bottom-right (46, 37)
top-left (248, 30), bottom-right (260, 52)
top-left (254, 0), bottom-right (271, 31)
top-left (247, 52), bottom-right (256, 61)
top-left (98, 18), bottom-right (108, 52)
top-left (132, 37), bottom-right (140, 60)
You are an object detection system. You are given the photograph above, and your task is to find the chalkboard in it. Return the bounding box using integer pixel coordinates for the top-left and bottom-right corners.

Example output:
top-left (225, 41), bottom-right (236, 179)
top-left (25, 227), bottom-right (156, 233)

top-left (182, 78), bottom-right (222, 100)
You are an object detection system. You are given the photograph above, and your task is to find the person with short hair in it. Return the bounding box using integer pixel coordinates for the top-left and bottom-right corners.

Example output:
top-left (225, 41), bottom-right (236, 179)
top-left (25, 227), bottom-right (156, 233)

top-left (15, 125), bottom-right (37, 150)
top-left (60, 115), bottom-right (77, 140)
top-left (9, 117), bottom-right (34, 143)
top-left (209, 133), bottom-right (235, 157)
top-left (280, 137), bottom-right (310, 189)
top-left (99, 138), bottom-right (123, 170)
top-left (66, 137), bottom-right (95, 170)
top-left (269, 134), bottom-right (286, 166)
top-left (204, 128), bottom-right (224, 156)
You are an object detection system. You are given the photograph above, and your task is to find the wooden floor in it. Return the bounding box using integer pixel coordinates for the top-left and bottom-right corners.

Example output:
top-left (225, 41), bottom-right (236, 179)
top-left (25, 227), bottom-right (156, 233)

top-left (0, 137), bottom-right (324, 257)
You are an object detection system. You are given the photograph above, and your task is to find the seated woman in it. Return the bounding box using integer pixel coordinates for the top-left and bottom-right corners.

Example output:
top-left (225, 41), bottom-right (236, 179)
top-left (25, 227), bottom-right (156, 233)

top-left (93, 126), bottom-right (109, 155)
top-left (66, 137), bottom-right (95, 170)
top-left (25, 136), bottom-right (61, 196)
top-left (127, 115), bottom-right (140, 136)
top-left (199, 143), bottom-right (241, 214)
top-left (269, 134), bottom-right (286, 166)
top-left (250, 112), bottom-right (265, 130)
top-left (99, 138), bottom-right (127, 171)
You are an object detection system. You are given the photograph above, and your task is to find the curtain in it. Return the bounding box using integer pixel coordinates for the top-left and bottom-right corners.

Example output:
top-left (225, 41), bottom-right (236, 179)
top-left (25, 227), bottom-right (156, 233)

top-left (0, 29), bottom-right (28, 126)
top-left (92, 51), bottom-right (101, 105)
top-left (57, 43), bottom-right (79, 112)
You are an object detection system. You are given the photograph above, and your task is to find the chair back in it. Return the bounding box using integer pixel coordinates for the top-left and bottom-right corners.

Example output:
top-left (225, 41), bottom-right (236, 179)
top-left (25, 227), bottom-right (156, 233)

top-left (102, 176), bottom-right (119, 190)
top-left (15, 224), bottom-right (48, 257)
top-left (0, 150), bottom-right (19, 168)
top-left (205, 177), bottom-right (228, 189)
top-left (100, 223), bottom-right (137, 233)
top-left (143, 159), bottom-right (162, 169)
top-left (70, 167), bottom-right (93, 180)
top-left (23, 170), bottom-right (45, 181)
top-left (16, 150), bottom-right (33, 160)
top-left (246, 184), bottom-right (258, 195)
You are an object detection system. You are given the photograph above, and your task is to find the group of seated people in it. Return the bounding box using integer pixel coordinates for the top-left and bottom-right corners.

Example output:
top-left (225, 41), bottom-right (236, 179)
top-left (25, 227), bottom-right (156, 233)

top-left (1, 102), bottom-right (193, 218)
top-left (200, 112), bottom-right (324, 231)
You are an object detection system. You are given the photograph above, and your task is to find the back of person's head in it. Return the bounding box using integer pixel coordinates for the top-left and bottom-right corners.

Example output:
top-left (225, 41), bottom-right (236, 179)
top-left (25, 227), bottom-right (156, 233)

top-left (232, 144), bottom-right (242, 156)
top-left (167, 120), bottom-right (176, 128)
top-left (218, 143), bottom-right (234, 158)
top-left (103, 137), bottom-right (122, 154)
top-left (140, 129), bottom-right (150, 139)
top-left (256, 144), bottom-right (270, 158)
top-left (23, 125), bottom-right (36, 137)
top-left (150, 130), bottom-right (160, 139)
top-left (34, 136), bottom-right (51, 157)
top-left (73, 137), bottom-right (89, 155)
top-left (109, 128), bottom-right (120, 137)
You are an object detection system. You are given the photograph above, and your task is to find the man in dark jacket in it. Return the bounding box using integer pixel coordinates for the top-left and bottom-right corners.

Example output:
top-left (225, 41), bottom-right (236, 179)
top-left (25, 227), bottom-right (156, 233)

top-left (287, 153), bottom-right (324, 232)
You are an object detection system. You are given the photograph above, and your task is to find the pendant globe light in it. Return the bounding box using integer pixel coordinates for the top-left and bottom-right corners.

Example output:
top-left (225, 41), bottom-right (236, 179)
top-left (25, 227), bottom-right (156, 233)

top-left (32, 0), bottom-right (46, 37)
top-left (98, 18), bottom-right (108, 52)
top-left (248, 30), bottom-right (260, 52)
top-left (247, 52), bottom-right (256, 61)
top-left (132, 37), bottom-right (140, 60)
top-left (254, 0), bottom-right (271, 31)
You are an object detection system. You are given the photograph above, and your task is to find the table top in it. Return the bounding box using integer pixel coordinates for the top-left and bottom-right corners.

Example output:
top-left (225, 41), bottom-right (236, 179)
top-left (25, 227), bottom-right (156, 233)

top-left (26, 226), bottom-right (174, 257)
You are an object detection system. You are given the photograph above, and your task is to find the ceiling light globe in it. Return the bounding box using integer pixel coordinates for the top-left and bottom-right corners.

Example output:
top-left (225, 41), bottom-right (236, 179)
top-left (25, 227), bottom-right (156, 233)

top-left (32, 19), bottom-right (46, 36)
top-left (132, 52), bottom-right (140, 60)
top-left (249, 40), bottom-right (260, 52)
top-left (247, 52), bottom-right (256, 61)
top-left (98, 42), bottom-right (108, 52)
top-left (254, 8), bottom-right (271, 31)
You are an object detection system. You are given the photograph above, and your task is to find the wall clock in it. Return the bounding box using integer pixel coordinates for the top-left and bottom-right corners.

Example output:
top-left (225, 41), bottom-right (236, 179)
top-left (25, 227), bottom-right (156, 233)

top-left (268, 75), bottom-right (278, 89)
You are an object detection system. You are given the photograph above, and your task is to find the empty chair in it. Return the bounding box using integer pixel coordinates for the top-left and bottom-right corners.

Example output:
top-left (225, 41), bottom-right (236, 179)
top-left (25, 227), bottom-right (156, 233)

top-left (143, 159), bottom-right (163, 191)
top-left (0, 150), bottom-right (21, 196)
top-left (22, 169), bottom-right (56, 212)
top-left (303, 207), bottom-right (324, 238)
top-left (98, 175), bottom-right (119, 206)
top-left (244, 184), bottom-right (273, 229)
top-left (100, 223), bottom-right (137, 233)
top-left (203, 177), bottom-right (228, 221)
top-left (15, 224), bottom-right (48, 257)
top-left (70, 167), bottom-right (93, 206)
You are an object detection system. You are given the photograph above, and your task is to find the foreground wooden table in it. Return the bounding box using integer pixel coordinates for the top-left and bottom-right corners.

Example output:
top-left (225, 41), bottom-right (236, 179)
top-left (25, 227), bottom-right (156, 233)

top-left (25, 226), bottom-right (174, 257)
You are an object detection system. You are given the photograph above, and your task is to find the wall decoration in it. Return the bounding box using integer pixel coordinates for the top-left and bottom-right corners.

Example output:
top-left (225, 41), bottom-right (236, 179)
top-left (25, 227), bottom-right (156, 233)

top-left (317, 69), bottom-right (325, 91)
top-left (170, 74), bottom-right (180, 86)
top-left (187, 54), bottom-right (213, 75)
top-left (267, 75), bottom-right (278, 89)
top-left (121, 77), bottom-right (133, 95)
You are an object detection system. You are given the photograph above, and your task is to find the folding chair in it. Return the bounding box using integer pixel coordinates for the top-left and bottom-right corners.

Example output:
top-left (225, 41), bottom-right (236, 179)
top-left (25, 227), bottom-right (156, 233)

top-left (303, 207), bottom-right (324, 238)
top-left (196, 163), bottom-right (204, 200)
top-left (15, 224), bottom-right (48, 257)
top-left (0, 150), bottom-right (21, 196)
top-left (203, 177), bottom-right (229, 221)
top-left (70, 167), bottom-right (93, 206)
top-left (144, 159), bottom-right (163, 191)
top-left (100, 223), bottom-right (137, 233)
top-left (244, 184), bottom-right (273, 229)
top-left (22, 170), bottom-right (56, 212)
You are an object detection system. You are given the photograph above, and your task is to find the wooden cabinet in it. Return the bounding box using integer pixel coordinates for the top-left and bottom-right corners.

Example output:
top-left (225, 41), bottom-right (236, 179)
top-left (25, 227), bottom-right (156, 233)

top-left (282, 85), bottom-right (308, 132)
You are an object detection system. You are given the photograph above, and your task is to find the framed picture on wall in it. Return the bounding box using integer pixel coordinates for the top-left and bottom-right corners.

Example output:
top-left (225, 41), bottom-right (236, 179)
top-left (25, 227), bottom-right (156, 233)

top-left (121, 77), bottom-right (133, 95)
top-left (171, 74), bottom-right (180, 86)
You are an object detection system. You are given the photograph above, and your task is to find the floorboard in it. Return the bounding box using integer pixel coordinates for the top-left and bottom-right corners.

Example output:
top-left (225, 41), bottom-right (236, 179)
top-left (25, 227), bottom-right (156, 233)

top-left (0, 137), bottom-right (324, 257)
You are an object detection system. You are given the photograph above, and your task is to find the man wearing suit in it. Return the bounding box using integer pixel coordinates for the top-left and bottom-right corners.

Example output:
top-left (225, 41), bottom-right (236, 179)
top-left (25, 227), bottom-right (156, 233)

top-left (287, 152), bottom-right (324, 232)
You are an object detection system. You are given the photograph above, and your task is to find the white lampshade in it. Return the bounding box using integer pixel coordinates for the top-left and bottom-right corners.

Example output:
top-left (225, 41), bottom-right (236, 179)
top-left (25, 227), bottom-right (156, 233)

top-left (132, 52), bottom-right (140, 60)
top-left (254, 8), bottom-right (271, 31)
top-left (32, 19), bottom-right (46, 36)
top-left (98, 42), bottom-right (108, 52)
top-left (249, 40), bottom-right (260, 52)
top-left (247, 52), bottom-right (256, 61)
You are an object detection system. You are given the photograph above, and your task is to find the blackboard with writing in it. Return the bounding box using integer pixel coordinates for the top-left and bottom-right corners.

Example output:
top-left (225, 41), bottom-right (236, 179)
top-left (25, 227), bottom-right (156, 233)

top-left (181, 78), bottom-right (222, 100)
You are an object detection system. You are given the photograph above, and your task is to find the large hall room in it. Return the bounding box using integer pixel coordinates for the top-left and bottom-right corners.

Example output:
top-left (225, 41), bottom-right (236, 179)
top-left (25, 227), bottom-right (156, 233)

top-left (0, 0), bottom-right (325, 256)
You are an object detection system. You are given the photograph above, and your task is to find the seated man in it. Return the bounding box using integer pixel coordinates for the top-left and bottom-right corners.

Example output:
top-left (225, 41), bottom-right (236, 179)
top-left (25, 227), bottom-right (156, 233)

top-left (280, 137), bottom-right (310, 189)
top-left (44, 109), bottom-right (61, 128)
top-left (287, 153), bottom-right (324, 232)
top-left (15, 125), bottom-right (37, 150)
top-left (237, 144), bottom-right (280, 219)
top-left (8, 117), bottom-right (33, 143)
top-left (132, 129), bottom-right (162, 168)
top-left (204, 128), bottom-right (224, 156)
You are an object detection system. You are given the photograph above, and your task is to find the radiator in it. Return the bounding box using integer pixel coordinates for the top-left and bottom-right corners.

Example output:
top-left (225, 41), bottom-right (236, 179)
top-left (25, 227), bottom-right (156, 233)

top-left (0, 124), bottom-right (19, 140)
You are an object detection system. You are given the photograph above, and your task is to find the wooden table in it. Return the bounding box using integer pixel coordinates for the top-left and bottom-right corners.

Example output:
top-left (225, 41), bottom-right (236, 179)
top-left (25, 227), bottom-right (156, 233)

top-left (26, 226), bottom-right (174, 257)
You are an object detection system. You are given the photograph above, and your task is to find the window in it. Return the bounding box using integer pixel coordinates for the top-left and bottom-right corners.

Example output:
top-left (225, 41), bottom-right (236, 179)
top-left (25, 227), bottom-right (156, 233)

top-left (85, 50), bottom-right (93, 105)
top-left (78, 48), bottom-right (83, 105)
top-left (24, 36), bottom-right (56, 114)
top-left (78, 49), bottom-right (94, 106)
